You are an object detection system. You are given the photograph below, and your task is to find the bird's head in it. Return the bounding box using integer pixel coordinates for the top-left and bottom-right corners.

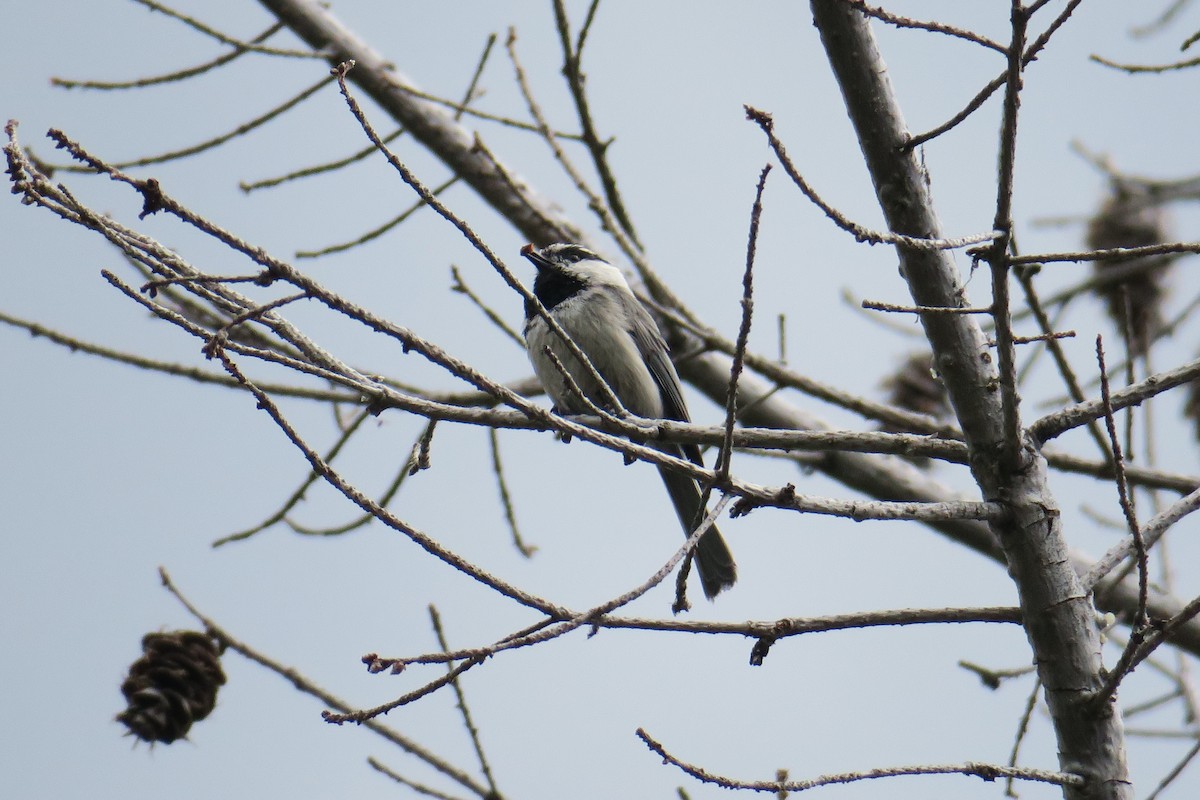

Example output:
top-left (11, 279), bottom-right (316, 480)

top-left (521, 243), bottom-right (628, 290)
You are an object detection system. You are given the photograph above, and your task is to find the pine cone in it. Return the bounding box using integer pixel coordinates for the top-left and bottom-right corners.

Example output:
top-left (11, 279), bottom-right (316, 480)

top-left (883, 352), bottom-right (949, 419)
top-left (116, 630), bottom-right (226, 744)
top-left (881, 352), bottom-right (950, 469)
top-left (1087, 183), bottom-right (1175, 356)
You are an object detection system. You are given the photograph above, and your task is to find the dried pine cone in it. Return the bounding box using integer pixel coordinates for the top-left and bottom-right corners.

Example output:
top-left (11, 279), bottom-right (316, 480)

top-left (881, 352), bottom-right (950, 469)
top-left (1086, 182), bottom-right (1175, 356)
top-left (883, 352), bottom-right (949, 420)
top-left (116, 630), bottom-right (225, 744)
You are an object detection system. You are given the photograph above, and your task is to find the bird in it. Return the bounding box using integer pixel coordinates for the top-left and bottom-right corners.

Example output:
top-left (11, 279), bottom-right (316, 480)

top-left (520, 242), bottom-right (737, 599)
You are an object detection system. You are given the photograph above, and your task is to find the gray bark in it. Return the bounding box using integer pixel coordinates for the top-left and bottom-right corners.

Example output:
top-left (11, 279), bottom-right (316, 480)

top-left (809, 2), bottom-right (1129, 797)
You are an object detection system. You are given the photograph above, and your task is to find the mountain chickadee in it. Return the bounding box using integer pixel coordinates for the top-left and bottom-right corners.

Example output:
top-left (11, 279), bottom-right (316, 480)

top-left (521, 243), bottom-right (737, 599)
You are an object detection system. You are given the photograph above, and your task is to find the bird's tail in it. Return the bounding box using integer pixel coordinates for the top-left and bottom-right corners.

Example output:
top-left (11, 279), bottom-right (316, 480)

top-left (657, 463), bottom-right (737, 599)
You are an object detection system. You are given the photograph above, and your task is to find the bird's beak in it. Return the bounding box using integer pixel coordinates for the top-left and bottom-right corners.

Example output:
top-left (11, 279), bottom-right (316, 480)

top-left (520, 243), bottom-right (552, 271)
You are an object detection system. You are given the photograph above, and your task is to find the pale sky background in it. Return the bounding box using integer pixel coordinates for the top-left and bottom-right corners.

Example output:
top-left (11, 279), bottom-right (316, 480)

top-left (3, 2), bottom-right (1200, 799)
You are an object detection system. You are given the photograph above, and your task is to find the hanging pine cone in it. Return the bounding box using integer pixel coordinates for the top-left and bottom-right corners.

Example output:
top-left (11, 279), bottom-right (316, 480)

top-left (1086, 181), bottom-right (1175, 357)
top-left (880, 352), bottom-right (950, 469)
top-left (116, 630), bottom-right (226, 744)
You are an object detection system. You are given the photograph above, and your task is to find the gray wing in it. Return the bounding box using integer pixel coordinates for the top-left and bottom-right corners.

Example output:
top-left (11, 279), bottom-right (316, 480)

top-left (627, 307), bottom-right (691, 425)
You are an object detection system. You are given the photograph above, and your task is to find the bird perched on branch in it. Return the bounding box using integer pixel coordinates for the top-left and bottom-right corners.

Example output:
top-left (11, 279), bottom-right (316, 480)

top-left (521, 243), bottom-right (737, 599)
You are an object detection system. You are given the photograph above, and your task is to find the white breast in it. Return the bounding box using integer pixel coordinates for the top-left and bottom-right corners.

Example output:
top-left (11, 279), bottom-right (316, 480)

top-left (526, 288), bottom-right (663, 418)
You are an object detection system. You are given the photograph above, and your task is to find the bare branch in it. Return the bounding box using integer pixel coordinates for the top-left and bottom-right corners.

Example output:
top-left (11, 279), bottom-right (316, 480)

top-left (367, 759), bottom-right (470, 800)
top-left (158, 568), bottom-right (491, 796)
top-left (451, 265), bottom-right (525, 347)
top-left (52, 75), bottom-right (336, 172)
top-left (1086, 485), bottom-right (1200, 590)
top-left (488, 429), bottom-right (536, 557)
top-left (1090, 53), bottom-right (1200, 74)
top-left (132, 0), bottom-right (325, 58)
top-left (379, 606), bottom-right (1023, 670)
top-left (1094, 337), bottom-right (1150, 629)
top-left (745, 106), bottom-right (1001, 251)
top-left (0, 309), bottom-right (354, 403)
top-left (1143, 736), bottom-right (1200, 800)
top-left (906, 0), bottom-right (1086, 148)
top-left (637, 728), bottom-right (1085, 791)
top-left (983, 0), bottom-right (1028, 470)
top-left (1008, 241), bottom-right (1200, 265)
top-left (551, 0), bottom-right (641, 247)
top-left (836, 0), bottom-right (1007, 52)
top-left (1031, 355), bottom-right (1200, 444)
top-left (296, 175), bottom-right (460, 258)
top-left (52, 22), bottom-right (287, 89)
top-left (428, 607), bottom-right (501, 798)
top-left (714, 164), bottom-right (770, 484)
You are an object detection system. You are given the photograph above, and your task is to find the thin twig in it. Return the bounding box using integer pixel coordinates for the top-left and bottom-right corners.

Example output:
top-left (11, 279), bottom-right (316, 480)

top-left (157, 568), bottom-right (491, 796)
top-left (451, 265), bottom-right (525, 347)
top-left (863, 300), bottom-right (993, 314)
top-left (984, 0), bottom-right (1028, 470)
top-left (636, 728), bottom-right (1084, 791)
top-left (52, 22), bottom-right (286, 89)
top-left (396, 85), bottom-right (585, 141)
top-left (1005, 677), bottom-right (1043, 798)
top-left (1014, 266), bottom-right (1114, 461)
top-left (1046, 450), bottom-right (1200, 494)
top-left (652, 302), bottom-right (960, 436)
top-left (715, 164), bottom-right (770, 483)
top-left (745, 106), bottom-right (1000, 251)
top-left (0, 310), bottom-right (356, 403)
top-left (1130, 0), bottom-right (1194, 38)
top-left (574, 0), bottom-right (603, 54)
top-left (999, 331), bottom-right (1076, 346)
top-left (378, 604), bottom-right (1022, 669)
top-left (906, 0), bottom-right (1086, 148)
top-left (508, 28), bottom-right (715, 330)
top-left (1090, 53), bottom-right (1200, 73)
top-left (202, 292), bottom-right (310, 359)
top-left (1091, 593), bottom-right (1200, 712)
top-left (838, 0), bottom-right (1007, 52)
top-left (1122, 689), bottom-right (1184, 719)
top-left (489, 429), bottom-right (536, 557)
top-left (367, 758), bottom-right (469, 800)
top-left (296, 175), bottom-right (461, 258)
top-left (241, 127), bottom-right (407, 192)
top-left (1007, 241), bottom-right (1200, 265)
top-left (213, 406), bottom-right (373, 546)
top-left (552, 0), bottom-right (641, 247)
top-left (208, 347), bottom-right (568, 616)
top-left (1086, 484), bottom-right (1200, 590)
top-left (54, 76), bottom-right (336, 172)
top-left (375, 500), bottom-right (733, 689)
top-left (286, 423), bottom-right (435, 538)
top-left (1031, 355), bottom-right (1200, 444)
top-left (428, 607), bottom-right (501, 798)
top-left (131, 0), bottom-right (324, 58)
top-left (287, 34), bottom-right (492, 242)
top-left (540, 345), bottom-right (630, 424)
top-left (1094, 335), bottom-right (1149, 627)
top-left (1144, 736), bottom-right (1200, 800)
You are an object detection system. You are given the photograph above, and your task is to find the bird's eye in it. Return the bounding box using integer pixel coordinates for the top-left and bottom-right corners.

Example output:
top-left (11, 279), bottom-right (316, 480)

top-left (556, 245), bottom-right (594, 264)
